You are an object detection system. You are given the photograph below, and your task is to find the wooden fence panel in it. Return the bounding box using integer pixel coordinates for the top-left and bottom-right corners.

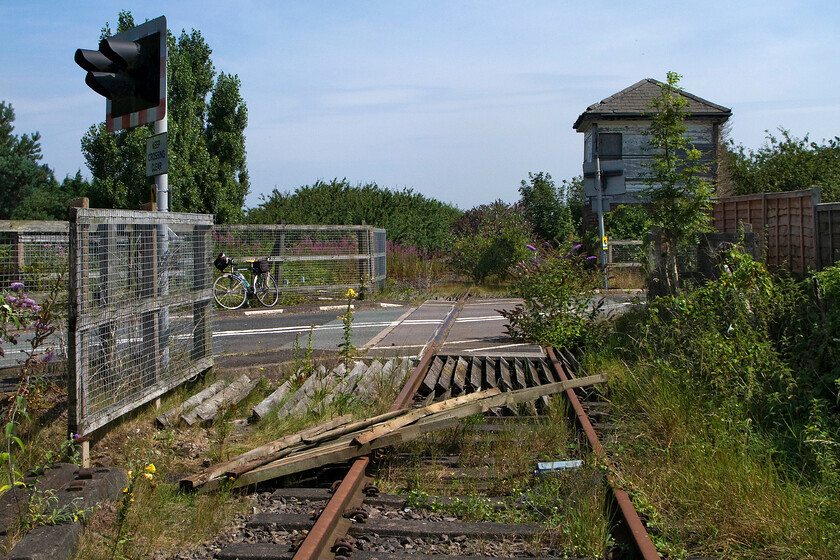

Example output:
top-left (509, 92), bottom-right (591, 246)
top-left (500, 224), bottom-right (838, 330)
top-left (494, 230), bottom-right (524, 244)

top-left (712, 188), bottom-right (820, 276)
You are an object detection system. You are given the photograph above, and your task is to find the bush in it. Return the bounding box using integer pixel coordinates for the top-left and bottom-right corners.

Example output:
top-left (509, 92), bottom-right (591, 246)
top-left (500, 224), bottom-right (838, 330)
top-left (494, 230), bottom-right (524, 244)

top-left (500, 243), bottom-right (600, 349)
top-left (448, 200), bottom-right (533, 284)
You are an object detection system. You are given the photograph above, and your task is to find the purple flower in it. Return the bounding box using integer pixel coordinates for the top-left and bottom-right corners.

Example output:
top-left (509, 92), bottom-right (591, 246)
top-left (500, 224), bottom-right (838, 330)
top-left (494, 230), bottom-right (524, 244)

top-left (572, 244), bottom-right (582, 252)
top-left (5, 295), bottom-right (17, 305)
top-left (586, 255), bottom-right (597, 261)
top-left (42, 350), bottom-right (55, 364)
top-left (9, 282), bottom-right (24, 291)
top-left (526, 244), bottom-right (537, 251)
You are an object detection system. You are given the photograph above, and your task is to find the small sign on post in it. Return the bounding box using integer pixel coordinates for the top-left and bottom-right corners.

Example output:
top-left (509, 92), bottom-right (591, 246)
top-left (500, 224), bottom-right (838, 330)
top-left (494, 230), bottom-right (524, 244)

top-left (146, 132), bottom-right (168, 177)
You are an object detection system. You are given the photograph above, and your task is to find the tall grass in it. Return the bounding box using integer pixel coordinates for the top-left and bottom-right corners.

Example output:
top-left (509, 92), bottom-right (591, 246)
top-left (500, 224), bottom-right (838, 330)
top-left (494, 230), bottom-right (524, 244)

top-left (588, 251), bottom-right (840, 559)
top-left (386, 240), bottom-right (449, 288)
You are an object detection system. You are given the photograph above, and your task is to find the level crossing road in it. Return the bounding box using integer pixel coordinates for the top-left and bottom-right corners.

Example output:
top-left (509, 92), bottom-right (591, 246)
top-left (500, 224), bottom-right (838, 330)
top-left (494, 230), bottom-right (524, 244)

top-left (211, 298), bottom-right (544, 359)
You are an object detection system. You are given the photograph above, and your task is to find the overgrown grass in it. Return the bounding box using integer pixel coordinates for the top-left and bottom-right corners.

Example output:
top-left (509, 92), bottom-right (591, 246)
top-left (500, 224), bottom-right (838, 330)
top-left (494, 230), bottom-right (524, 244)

top-left (582, 252), bottom-right (840, 559)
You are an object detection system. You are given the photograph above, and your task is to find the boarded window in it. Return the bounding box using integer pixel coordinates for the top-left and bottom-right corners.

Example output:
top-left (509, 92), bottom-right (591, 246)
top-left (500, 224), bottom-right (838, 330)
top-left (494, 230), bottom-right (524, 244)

top-left (598, 133), bottom-right (622, 160)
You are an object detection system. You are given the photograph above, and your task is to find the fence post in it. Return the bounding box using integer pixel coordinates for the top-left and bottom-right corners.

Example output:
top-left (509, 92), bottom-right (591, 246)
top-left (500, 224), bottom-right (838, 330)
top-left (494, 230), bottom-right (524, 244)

top-left (193, 223), bottom-right (212, 363)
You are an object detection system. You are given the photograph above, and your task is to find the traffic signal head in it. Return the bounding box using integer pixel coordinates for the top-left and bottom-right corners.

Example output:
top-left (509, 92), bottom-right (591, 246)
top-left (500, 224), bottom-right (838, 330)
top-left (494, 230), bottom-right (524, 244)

top-left (75, 16), bottom-right (166, 132)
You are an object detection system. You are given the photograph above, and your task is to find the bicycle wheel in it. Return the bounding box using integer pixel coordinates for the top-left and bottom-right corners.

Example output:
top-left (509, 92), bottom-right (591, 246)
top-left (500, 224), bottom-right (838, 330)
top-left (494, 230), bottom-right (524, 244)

top-left (213, 274), bottom-right (247, 310)
top-left (254, 272), bottom-right (279, 307)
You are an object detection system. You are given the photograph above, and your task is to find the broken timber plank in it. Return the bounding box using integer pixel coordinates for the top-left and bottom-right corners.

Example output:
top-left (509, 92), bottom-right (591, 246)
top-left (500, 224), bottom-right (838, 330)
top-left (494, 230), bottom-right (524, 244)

top-left (180, 375), bottom-right (255, 427)
top-left (156, 380), bottom-right (226, 428)
top-left (351, 388), bottom-right (502, 447)
top-left (218, 374), bottom-right (608, 491)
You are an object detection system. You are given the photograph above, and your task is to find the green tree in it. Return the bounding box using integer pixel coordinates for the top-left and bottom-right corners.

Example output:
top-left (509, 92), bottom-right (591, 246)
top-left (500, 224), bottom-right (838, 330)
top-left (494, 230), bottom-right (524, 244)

top-left (0, 101), bottom-right (86, 220)
top-left (723, 129), bottom-right (840, 202)
top-left (644, 72), bottom-right (713, 294)
top-left (518, 172), bottom-right (575, 244)
top-left (80, 11), bottom-right (249, 221)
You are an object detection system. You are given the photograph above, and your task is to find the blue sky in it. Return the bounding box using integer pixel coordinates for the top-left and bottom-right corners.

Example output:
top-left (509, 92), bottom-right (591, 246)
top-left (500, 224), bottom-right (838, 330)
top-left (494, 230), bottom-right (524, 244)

top-left (2, 1), bottom-right (839, 210)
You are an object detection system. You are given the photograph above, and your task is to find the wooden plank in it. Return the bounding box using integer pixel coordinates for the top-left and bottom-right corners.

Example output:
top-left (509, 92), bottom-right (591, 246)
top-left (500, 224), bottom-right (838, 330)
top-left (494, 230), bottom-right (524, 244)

top-left (484, 357), bottom-right (497, 389)
top-left (156, 380), bottom-right (225, 428)
top-left (419, 356), bottom-right (444, 396)
top-left (222, 374), bottom-right (608, 491)
top-left (451, 357), bottom-right (468, 396)
top-left (498, 358), bottom-right (513, 391)
top-left (514, 359), bottom-right (538, 415)
top-left (351, 388), bottom-right (502, 447)
top-left (436, 357), bottom-right (456, 396)
top-left (468, 357), bottom-right (483, 392)
top-left (302, 409), bottom-right (407, 445)
top-left (250, 379), bottom-right (293, 422)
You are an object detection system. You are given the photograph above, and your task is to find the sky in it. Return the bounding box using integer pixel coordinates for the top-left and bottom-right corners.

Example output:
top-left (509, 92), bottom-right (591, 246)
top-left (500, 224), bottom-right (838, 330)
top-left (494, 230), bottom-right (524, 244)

top-left (2, 1), bottom-right (840, 211)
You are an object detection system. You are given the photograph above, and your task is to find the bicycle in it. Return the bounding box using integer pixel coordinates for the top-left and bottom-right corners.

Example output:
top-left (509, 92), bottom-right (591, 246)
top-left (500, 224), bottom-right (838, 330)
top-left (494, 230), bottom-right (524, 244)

top-left (213, 253), bottom-right (279, 309)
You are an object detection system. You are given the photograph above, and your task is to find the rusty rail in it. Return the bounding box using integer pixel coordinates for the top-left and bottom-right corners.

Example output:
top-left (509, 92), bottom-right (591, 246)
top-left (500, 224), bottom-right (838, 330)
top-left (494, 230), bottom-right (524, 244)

top-left (546, 347), bottom-right (661, 560)
top-left (292, 290), bottom-right (470, 560)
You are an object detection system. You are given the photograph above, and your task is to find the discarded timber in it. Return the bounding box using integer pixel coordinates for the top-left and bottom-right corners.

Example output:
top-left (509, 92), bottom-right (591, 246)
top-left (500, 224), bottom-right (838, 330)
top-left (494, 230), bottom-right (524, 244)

top-left (251, 379), bottom-right (293, 422)
top-left (181, 374), bottom-right (257, 427)
top-left (156, 380), bottom-right (226, 428)
top-left (204, 373), bottom-right (607, 492)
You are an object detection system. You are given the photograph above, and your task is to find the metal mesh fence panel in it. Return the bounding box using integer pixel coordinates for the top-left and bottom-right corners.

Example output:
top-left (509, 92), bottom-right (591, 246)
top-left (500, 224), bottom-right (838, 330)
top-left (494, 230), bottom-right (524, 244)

top-left (0, 222), bottom-right (70, 368)
top-left (607, 240), bottom-right (645, 268)
top-left (68, 209), bottom-right (214, 436)
top-left (213, 225), bottom-right (386, 294)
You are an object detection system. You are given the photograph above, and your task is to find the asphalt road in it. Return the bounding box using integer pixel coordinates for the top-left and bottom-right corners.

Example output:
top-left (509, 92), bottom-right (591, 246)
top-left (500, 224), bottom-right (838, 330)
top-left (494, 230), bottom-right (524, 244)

top-left (212, 298), bottom-right (544, 362)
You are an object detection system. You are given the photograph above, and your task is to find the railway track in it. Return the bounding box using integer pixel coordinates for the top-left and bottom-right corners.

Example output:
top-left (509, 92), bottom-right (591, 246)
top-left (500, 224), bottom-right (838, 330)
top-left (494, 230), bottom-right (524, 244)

top-left (172, 293), bottom-right (660, 560)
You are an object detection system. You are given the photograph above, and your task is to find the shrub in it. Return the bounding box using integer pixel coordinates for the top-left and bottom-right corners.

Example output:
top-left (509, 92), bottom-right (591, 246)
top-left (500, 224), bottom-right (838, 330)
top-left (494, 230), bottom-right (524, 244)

top-left (500, 243), bottom-right (600, 349)
top-left (448, 200), bottom-right (533, 284)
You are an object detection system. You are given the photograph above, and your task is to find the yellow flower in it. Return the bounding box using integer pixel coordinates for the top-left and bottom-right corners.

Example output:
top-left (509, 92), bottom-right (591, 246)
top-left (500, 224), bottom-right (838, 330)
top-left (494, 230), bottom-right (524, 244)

top-left (143, 472), bottom-right (154, 480)
top-left (145, 464), bottom-right (156, 474)
top-left (123, 487), bottom-right (129, 493)
top-left (346, 288), bottom-right (356, 298)
top-left (127, 471), bottom-right (133, 478)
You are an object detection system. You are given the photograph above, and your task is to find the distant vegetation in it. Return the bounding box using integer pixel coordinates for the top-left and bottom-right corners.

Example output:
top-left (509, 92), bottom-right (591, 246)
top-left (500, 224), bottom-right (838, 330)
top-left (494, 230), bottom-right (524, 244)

top-left (247, 179), bottom-right (461, 253)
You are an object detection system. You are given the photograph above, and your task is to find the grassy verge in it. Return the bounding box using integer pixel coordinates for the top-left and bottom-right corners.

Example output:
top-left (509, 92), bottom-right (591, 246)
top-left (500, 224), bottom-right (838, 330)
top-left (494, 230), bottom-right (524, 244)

top-left (576, 255), bottom-right (840, 559)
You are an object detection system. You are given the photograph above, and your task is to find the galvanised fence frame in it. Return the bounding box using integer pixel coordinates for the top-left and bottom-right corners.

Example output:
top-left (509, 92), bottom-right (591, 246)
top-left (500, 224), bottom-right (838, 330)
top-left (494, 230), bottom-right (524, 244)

top-left (212, 224), bottom-right (387, 294)
top-left (67, 209), bottom-right (214, 436)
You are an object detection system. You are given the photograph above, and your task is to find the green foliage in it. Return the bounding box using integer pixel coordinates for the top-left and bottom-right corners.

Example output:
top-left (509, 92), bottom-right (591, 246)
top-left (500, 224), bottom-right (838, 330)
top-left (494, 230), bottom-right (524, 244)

top-left (448, 200), bottom-right (533, 284)
top-left (500, 243), bottom-right (600, 349)
top-left (338, 288), bottom-right (357, 368)
top-left (724, 129), bottom-right (840, 201)
top-left (0, 101), bottom-right (86, 220)
top-left (604, 204), bottom-right (652, 240)
top-left (247, 179), bottom-right (461, 252)
top-left (603, 251), bottom-right (840, 557)
top-left (81, 11), bottom-right (249, 221)
top-left (644, 72), bottom-right (714, 293)
top-left (518, 172), bottom-right (576, 244)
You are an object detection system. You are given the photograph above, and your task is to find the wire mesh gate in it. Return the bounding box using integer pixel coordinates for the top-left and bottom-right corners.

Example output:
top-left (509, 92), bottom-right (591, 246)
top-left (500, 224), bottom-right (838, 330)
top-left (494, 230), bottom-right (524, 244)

top-left (213, 225), bottom-right (387, 294)
top-left (68, 209), bottom-right (214, 436)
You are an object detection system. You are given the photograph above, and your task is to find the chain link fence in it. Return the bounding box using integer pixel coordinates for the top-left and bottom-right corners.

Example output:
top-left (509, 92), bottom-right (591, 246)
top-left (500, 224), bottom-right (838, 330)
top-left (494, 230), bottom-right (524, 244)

top-left (68, 209), bottom-right (214, 436)
top-left (213, 225), bottom-right (387, 295)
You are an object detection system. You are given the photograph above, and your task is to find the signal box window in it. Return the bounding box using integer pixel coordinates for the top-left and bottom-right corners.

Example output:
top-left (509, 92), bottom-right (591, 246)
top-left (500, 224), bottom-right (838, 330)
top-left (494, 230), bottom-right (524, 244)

top-left (598, 133), bottom-right (622, 160)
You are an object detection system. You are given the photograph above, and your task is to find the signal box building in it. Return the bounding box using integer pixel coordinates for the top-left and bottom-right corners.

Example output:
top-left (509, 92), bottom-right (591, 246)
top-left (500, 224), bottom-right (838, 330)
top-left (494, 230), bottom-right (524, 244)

top-left (573, 78), bottom-right (732, 209)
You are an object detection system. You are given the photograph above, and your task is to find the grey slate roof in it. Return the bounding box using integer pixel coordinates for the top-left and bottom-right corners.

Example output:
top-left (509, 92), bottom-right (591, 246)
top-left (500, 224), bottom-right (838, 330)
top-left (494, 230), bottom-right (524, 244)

top-left (573, 78), bottom-right (731, 130)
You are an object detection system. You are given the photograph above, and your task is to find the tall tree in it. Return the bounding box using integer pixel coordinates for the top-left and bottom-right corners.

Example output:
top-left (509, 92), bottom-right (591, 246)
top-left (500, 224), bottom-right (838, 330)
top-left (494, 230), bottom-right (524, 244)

top-left (644, 71), bottom-right (713, 294)
top-left (0, 101), bottom-right (74, 220)
top-left (518, 172), bottom-right (576, 245)
top-left (80, 11), bottom-right (249, 221)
